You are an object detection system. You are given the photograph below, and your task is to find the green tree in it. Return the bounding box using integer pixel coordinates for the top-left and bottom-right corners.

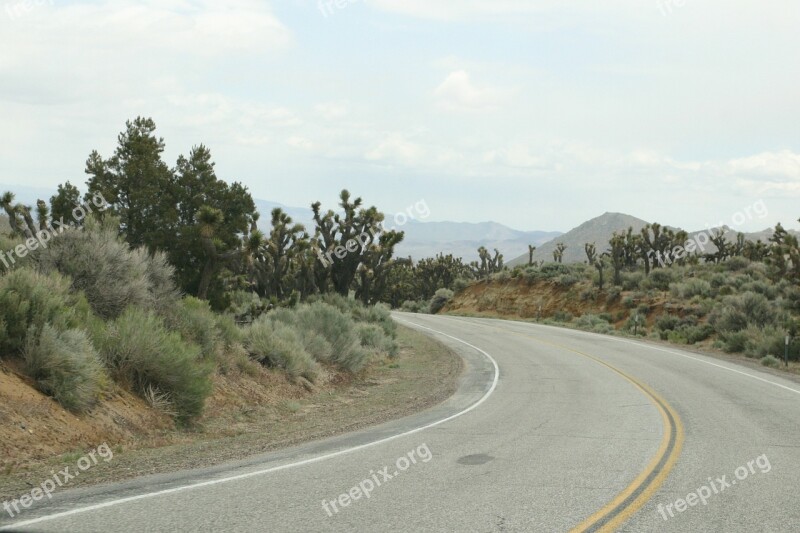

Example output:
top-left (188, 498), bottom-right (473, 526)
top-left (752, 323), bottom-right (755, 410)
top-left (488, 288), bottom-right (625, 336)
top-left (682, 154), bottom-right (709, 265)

top-left (50, 182), bottom-right (81, 226)
top-left (84, 117), bottom-right (177, 250)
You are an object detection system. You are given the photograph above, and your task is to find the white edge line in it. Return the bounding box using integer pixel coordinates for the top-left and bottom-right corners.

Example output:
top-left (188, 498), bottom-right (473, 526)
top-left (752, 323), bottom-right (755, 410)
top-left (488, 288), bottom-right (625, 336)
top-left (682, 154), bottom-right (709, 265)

top-left (1, 318), bottom-right (499, 531)
top-left (446, 315), bottom-right (800, 396)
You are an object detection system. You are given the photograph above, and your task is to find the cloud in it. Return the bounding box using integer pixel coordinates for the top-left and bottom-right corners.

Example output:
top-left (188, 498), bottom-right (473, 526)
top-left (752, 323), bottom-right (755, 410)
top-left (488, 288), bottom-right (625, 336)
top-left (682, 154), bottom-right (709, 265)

top-left (434, 71), bottom-right (506, 112)
top-left (365, 135), bottom-right (425, 165)
top-left (314, 103), bottom-right (349, 121)
top-left (725, 151), bottom-right (800, 182)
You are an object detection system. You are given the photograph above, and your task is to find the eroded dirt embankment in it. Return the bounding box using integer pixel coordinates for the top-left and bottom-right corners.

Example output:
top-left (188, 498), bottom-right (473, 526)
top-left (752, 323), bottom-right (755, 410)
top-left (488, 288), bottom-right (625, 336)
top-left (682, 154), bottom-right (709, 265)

top-left (0, 326), bottom-right (462, 499)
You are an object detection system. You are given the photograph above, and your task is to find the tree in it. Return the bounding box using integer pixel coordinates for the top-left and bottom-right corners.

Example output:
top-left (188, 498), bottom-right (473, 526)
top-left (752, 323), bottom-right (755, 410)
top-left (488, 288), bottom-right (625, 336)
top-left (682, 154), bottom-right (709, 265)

top-left (585, 242), bottom-right (606, 290)
top-left (1, 192), bottom-right (20, 235)
top-left (471, 247), bottom-right (504, 279)
top-left (608, 232), bottom-right (626, 286)
top-left (170, 145), bottom-right (258, 304)
top-left (0, 192), bottom-right (36, 239)
top-left (767, 221), bottom-right (800, 282)
top-left (552, 243), bottom-right (566, 263)
top-left (252, 208), bottom-right (309, 301)
top-left (84, 117), bottom-right (177, 250)
top-left (312, 190), bottom-right (403, 297)
top-left (528, 245), bottom-right (537, 266)
top-left (50, 182), bottom-right (81, 226)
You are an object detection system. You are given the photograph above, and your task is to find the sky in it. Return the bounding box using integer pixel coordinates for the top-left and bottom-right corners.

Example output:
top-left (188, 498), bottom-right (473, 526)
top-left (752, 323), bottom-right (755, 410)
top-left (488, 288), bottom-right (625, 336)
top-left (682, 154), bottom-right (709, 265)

top-left (1, 0), bottom-right (799, 233)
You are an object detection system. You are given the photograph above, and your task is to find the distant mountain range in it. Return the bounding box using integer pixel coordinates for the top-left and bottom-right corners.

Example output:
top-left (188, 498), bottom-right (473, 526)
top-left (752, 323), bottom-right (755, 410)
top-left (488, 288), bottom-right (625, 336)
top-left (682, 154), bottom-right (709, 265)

top-left (507, 212), bottom-right (795, 266)
top-left (253, 199), bottom-right (561, 261)
top-left (4, 184), bottom-right (792, 265)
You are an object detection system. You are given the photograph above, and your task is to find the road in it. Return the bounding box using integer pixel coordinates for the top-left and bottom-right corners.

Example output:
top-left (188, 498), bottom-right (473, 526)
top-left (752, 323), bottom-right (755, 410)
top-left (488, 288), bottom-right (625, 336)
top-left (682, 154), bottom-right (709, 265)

top-left (1, 313), bottom-right (798, 532)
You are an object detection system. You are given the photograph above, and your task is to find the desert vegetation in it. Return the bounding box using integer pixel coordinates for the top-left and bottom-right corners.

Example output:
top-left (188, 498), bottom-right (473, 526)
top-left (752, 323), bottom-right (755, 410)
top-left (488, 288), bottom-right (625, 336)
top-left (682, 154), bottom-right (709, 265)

top-left (0, 119), bottom-right (403, 424)
top-left (445, 224), bottom-right (800, 366)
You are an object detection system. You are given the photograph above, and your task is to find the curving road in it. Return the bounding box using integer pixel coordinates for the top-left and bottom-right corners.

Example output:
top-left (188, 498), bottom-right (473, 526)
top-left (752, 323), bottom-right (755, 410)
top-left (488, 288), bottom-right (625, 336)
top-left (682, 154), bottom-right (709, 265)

top-left (1, 313), bottom-right (798, 532)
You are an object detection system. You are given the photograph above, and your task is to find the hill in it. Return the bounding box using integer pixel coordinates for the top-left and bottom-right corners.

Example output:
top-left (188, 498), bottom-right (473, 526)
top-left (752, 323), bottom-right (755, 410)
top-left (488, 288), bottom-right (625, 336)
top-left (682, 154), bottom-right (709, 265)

top-left (508, 212), bottom-right (650, 265)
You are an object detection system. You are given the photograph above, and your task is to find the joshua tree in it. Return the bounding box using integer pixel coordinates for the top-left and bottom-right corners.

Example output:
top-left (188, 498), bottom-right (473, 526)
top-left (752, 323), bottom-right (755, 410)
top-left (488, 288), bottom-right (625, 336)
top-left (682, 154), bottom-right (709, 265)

top-left (585, 243), bottom-right (607, 290)
top-left (528, 244), bottom-right (537, 266)
top-left (471, 246), bottom-right (504, 279)
top-left (552, 242), bottom-right (566, 263)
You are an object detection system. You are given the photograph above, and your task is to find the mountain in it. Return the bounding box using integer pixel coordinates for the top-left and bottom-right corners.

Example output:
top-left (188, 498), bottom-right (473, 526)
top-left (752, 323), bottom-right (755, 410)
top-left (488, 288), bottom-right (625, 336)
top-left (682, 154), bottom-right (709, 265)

top-left (252, 200), bottom-right (561, 262)
top-left (508, 212), bottom-right (651, 266)
top-left (397, 220), bottom-right (560, 262)
top-left (508, 212), bottom-right (798, 266)
top-left (254, 199), bottom-right (315, 229)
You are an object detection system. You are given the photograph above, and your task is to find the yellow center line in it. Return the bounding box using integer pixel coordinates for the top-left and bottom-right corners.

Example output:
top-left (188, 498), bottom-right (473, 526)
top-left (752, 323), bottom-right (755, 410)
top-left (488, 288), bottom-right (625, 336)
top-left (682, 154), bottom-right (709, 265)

top-left (467, 321), bottom-right (685, 532)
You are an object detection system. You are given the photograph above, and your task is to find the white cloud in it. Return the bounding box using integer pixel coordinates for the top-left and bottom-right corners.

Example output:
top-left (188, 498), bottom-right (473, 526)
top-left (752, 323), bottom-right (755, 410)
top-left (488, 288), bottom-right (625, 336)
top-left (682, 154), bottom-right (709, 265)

top-left (434, 71), bottom-right (506, 112)
top-left (725, 151), bottom-right (800, 181)
top-left (365, 135), bottom-right (425, 165)
top-left (314, 103), bottom-right (349, 121)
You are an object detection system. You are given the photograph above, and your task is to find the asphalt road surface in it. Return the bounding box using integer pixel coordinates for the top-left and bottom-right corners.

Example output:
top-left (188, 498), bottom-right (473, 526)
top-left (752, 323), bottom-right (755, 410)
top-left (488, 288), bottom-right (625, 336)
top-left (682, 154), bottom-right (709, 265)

top-left (2, 313), bottom-right (798, 532)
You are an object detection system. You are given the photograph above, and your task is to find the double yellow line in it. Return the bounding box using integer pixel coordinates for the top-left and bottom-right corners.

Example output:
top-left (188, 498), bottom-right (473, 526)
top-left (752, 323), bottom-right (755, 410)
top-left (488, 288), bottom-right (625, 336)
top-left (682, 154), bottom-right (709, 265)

top-left (476, 322), bottom-right (684, 532)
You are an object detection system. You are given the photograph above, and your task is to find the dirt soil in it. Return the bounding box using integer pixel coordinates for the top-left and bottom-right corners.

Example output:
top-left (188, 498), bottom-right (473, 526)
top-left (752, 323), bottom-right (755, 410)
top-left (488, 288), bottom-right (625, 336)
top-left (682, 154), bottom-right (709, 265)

top-left (0, 325), bottom-right (462, 500)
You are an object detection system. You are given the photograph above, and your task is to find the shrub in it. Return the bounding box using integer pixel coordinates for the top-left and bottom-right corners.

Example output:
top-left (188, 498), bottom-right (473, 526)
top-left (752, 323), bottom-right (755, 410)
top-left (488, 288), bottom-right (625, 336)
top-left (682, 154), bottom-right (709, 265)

top-left (453, 277), bottom-right (472, 292)
top-left (606, 287), bottom-right (621, 305)
top-left (624, 315), bottom-right (646, 335)
top-left (655, 314), bottom-right (680, 332)
top-left (24, 325), bottom-right (106, 412)
top-left (680, 324), bottom-right (714, 344)
top-left (401, 300), bottom-right (430, 313)
top-left (491, 270), bottom-right (511, 282)
top-left (429, 289), bottom-right (454, 314)
top-left (725, 256), bottom-right (750, 272)
top-left (710, 292), bottom-right (776, 333)
top-left (165, 297), bottom-right (221, 360)
top-left (356, 323), bottom-right (398, 358)
top-left (580, 288), bottom-right (596, 301)
top-left (0, 269), bottom-right (91, 356)
top-left (294, 302), bottom-right (367, 373)
top-left (646, 269), bottom-right (675, 291)
top-left (539, 263), bottom-right (572, 278)
top-left (300, 331), bottom-right (334, 362)
top-left (575, 314), bottom-right (608, 330)
top-left (553, 311), bottom-right (573, 322)
top-left (244, 318), bottom-right (319, 381)
top-left (0, 234), bottom-right (31, 273)
top-left (360, 303), bottom-right (397, 338)
top-left (743, 326), bottom-right (786, 359)
top-left (93, 307), bottom-right (213, 422)
top-left (214, 313), bottom-right (244, 350)
top-left (592, 322), bottom-right (614, 334)
top-left (622, 272), bottom-right (645, 291)
top-left (557, 274), bottom-right (580, 288)
top-left (34, 217), bottom-right (179, 319)
top-left (760, 355), bottom-right (781, 368)
top-left (719, 330), bottom-right (748, 353)
top-left (670, 279), bottom-right (713, 299)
